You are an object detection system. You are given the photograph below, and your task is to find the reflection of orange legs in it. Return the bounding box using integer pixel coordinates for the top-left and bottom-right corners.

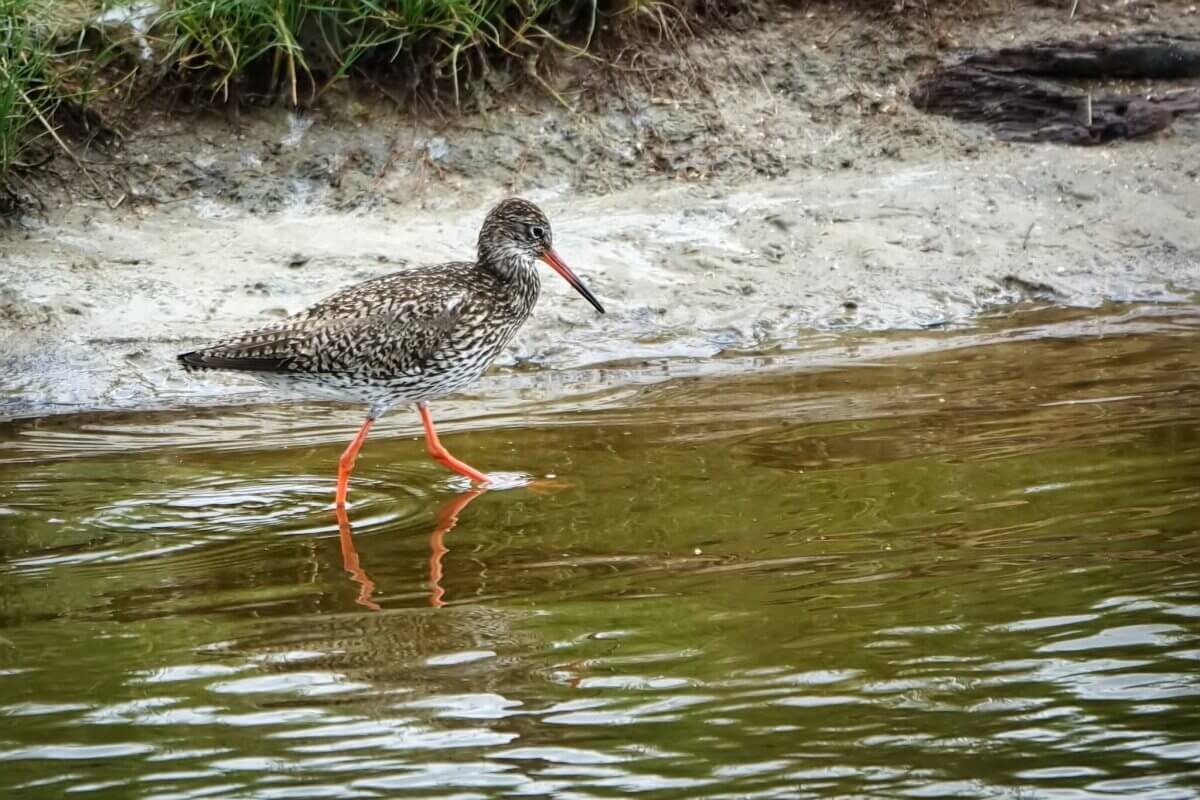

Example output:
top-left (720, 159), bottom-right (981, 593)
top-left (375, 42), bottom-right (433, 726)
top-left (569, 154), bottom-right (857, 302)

top-left (559, 660), bottom-right (587, 689)
top-left (335, 489), bottom-right (485, 611)
top-left (335, 416), bottom-right (375, 508)
top-left (429, 489), bottom-right (486, 608)
top-left (336, 505), bottom-right (380, 611)
top-left (417, 402), bottom-right (490, 484)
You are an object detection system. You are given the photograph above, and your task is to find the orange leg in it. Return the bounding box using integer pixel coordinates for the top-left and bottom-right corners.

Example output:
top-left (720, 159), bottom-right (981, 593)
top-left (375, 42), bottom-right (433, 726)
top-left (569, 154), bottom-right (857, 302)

top-left (417, 402), bottom-right (490, 484)
top-left (335, 416), bottom-right (375, 508)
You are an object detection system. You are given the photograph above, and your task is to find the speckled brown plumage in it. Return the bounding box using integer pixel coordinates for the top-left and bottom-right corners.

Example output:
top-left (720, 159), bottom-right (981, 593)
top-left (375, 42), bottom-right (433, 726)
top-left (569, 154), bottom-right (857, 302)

top-left (178, 198), bottom-right (605, 506)
top-left (180, 262), bottom-right (536, 414)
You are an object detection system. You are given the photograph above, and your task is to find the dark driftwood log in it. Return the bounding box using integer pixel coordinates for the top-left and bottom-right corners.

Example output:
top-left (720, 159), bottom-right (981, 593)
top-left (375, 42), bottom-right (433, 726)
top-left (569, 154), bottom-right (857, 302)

top-left (964, 33), bottom-right (1200, 80)
top-left (911, 33), bottom-right (1200, 145)
top-left (912, 65), bottom-right (1200, 145)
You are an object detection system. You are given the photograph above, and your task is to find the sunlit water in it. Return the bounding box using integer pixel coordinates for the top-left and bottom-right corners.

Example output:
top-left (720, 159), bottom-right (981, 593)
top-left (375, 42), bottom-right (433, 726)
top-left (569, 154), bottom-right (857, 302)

top-left (1, 305), bottom-right (1198, 799)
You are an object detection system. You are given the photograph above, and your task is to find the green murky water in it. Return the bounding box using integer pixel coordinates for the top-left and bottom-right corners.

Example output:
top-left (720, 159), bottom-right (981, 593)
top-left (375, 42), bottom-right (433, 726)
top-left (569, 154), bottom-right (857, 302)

top-left (1, 305), bottom-right (1198, 799)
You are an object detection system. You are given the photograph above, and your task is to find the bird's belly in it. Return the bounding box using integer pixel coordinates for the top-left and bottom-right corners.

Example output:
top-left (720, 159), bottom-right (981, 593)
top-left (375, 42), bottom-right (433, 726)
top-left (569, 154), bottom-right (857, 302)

top-left (253, 355), bottom-right (491, 411)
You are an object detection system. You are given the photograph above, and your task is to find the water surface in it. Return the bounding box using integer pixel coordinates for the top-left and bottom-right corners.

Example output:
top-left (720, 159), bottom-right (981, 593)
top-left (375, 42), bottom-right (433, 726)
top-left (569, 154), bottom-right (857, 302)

top-left (1, 305), bottom-right (1198, 798)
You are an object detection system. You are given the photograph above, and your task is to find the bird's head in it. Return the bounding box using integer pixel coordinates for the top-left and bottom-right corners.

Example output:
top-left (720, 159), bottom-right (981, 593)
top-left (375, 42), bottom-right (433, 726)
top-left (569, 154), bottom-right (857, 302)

top-left (477, 198), bottom-right (604, 314)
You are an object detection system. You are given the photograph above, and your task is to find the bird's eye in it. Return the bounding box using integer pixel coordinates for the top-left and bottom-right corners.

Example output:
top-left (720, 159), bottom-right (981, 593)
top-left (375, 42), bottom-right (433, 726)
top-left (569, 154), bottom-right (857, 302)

top-left (529, 225), bottom-right (545, 240)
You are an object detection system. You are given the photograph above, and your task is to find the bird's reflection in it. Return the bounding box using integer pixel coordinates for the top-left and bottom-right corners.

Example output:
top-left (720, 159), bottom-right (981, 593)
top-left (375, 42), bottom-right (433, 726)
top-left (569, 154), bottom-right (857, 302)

top-left (335, 505), bottom-right (380, 611)
top-left (427, 489), bottom-right (487, 608)
top-left (335, 489), bottom-right (486, 610)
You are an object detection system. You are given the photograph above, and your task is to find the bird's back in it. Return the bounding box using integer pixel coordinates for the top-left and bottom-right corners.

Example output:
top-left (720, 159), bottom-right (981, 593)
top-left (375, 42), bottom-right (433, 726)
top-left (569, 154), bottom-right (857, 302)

top-left (179, 261), bottom-right (536, 394)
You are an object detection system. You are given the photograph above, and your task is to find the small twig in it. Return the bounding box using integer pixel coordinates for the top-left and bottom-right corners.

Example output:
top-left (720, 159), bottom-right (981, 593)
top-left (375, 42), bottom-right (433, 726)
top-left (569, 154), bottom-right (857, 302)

top-left (759, 69), bottom-right (778, 117)
top-left (18, 87), bottom-right (123, 210)
top-left (528, 67), bottom-right (574, 114)
top-left (1022, 221), bottom-right (1036, 250)
top-left (1085, 93), bottom-right (1093, 126)
top-left (507, 147), bottom-right (531, 193)
top-left (822, 19), bottom-right (853, 46)
top-left (11, 152), bottom-right (55, 170)
top-left (420, 150), bottom-right (446, 180)
top-left (1069, 0), bottom-right (1080, 17)
top-left (370, 126), bottom-right (419, 196)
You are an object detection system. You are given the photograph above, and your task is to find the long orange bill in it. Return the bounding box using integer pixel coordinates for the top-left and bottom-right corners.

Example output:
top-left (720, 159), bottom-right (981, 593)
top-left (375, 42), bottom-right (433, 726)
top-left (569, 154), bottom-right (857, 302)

top-left (540, 249), bottom-right (605, 314)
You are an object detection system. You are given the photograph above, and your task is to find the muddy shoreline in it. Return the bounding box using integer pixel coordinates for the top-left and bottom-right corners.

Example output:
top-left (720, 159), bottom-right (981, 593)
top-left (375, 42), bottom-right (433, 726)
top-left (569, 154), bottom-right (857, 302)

top-left (2, 2), bottom-right (1198, 421)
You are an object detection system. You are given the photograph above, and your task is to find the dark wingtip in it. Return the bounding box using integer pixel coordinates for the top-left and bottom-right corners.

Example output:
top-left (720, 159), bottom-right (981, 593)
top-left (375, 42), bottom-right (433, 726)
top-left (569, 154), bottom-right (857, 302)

top-left (178, 350), bottom-right (202, 368)
top-left (177, 348), bottom-right (290, 372)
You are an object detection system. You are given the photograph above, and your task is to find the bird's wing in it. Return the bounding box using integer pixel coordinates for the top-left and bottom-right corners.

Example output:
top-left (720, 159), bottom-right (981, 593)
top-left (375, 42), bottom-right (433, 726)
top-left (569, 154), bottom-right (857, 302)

top-left (179, 288), bottom-right (468, 376)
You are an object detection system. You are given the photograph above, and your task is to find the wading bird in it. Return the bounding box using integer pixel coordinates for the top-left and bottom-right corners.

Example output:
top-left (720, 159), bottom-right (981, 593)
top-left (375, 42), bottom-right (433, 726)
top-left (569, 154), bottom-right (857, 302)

top-left (179, 199), bottom-right (604, 508)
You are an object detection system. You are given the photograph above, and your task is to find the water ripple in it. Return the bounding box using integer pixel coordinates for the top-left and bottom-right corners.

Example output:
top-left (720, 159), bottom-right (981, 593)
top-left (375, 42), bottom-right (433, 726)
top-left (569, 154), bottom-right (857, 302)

top-left (2, 313), bottom-right (1199, 798)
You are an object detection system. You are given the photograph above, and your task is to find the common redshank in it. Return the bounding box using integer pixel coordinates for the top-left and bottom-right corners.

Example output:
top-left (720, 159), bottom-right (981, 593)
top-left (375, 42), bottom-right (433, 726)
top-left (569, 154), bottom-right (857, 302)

top-left (179, 198), bottom-right (604, 507)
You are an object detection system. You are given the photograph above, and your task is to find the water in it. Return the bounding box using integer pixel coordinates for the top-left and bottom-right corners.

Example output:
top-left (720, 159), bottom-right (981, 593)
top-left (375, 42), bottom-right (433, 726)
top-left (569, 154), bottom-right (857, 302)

top-left (1, 304), bottom-right (1198, 799)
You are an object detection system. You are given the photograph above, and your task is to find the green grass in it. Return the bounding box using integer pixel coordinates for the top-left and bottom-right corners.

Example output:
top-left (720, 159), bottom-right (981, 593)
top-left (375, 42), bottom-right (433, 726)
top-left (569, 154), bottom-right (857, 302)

top-left (0, 0), bottom-right (57, 183)
top-left (157, 0), bottom-right (611, 107)
top-left (1, 0), bottom-right (122, 204)
top-left (0, 0), bottom-right (732, 202)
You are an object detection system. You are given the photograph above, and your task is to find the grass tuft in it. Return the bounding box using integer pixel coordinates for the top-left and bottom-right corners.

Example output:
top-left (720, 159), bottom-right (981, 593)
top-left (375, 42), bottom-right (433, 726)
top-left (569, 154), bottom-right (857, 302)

top-left (1, 0), bottom-right (126, 206)
top-left (154, 0), bottom-right (610, 108)
top-left (1, 0), bottom-right (57, 183)
top-left (0, 0), bottom-right (747, 207)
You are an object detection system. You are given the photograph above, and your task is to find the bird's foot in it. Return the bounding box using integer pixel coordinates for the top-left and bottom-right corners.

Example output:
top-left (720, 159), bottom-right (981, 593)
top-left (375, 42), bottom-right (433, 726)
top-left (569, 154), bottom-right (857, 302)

top-left (440, 472), bottom-right (569, 493)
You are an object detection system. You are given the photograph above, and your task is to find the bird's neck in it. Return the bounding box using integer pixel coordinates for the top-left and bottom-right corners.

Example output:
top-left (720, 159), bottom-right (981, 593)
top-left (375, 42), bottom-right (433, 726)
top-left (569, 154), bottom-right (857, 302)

top-left (478, 252), bottom-right (541, 314)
